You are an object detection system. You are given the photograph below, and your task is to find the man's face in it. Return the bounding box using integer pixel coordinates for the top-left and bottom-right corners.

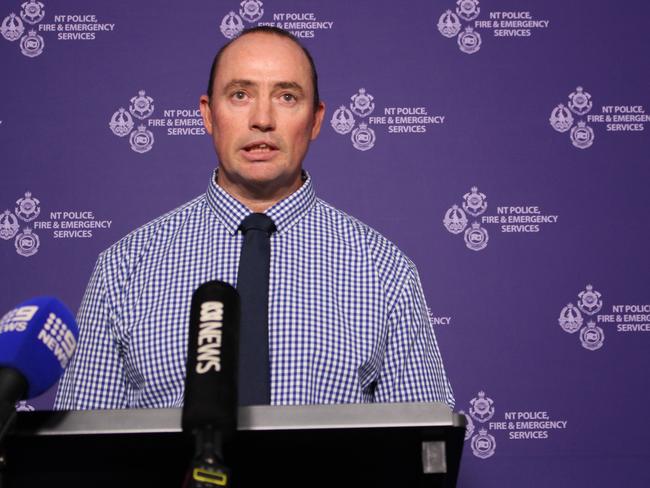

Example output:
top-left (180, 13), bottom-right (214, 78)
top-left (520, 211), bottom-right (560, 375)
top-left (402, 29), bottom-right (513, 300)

top-left (200, 33), bottom-right (325, 200)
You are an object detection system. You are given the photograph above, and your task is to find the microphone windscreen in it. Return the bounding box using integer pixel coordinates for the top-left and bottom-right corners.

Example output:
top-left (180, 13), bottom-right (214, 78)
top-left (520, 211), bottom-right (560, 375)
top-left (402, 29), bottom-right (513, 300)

top-left (182, 281), bottom-right (240, 435)
top-left (0, 296), bottom-right (78, 398)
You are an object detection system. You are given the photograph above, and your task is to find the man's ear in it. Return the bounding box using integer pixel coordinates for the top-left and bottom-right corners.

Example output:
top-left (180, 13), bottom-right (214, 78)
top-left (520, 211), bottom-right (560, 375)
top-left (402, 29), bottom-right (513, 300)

top-left (199, 95), bottom-right (214, 135)
top-left (310, 101), bottom-right (326, 140)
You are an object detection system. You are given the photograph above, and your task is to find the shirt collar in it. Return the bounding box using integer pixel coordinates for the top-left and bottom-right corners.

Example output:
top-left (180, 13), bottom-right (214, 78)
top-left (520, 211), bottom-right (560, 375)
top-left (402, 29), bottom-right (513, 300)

top-left (205, 170), bottom-right (316, 235)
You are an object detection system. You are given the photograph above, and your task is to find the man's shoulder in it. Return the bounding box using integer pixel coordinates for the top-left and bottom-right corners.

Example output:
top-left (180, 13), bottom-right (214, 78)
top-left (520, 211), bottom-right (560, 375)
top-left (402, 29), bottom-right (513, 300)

top-left (312, 198), bottom-right (417, 275)
top-left (99, 194), bottom-right (206, 264)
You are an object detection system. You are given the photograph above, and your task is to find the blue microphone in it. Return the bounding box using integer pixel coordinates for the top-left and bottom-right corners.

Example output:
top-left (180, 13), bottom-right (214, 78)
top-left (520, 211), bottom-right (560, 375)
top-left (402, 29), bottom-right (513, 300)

top-left (0, 296), bottom-right (78, 442)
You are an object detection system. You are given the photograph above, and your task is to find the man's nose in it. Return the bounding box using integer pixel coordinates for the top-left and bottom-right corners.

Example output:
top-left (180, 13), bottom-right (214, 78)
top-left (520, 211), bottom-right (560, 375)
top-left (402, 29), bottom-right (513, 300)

top-left (250, 97), bottom-right (275, 132)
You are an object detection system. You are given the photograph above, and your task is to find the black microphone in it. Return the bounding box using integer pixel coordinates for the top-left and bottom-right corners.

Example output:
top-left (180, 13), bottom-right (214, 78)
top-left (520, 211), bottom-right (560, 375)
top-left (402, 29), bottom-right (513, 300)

top-left (182, 281), bottom-right (240, 488)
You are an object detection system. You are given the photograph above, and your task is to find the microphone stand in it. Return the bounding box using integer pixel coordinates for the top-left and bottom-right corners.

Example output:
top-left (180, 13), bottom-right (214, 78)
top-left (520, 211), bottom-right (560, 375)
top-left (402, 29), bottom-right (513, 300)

top-left (0, 368), bottom-right (28, 488)
top-left (184, 425), bottom-right (231, 487)
top-left (0, 369), bottom-right (27, 445)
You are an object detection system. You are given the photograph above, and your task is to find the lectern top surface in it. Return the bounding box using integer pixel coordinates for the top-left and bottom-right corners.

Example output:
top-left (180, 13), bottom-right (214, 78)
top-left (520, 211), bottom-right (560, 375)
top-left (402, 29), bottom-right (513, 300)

top-left (17, 402), bottom-right (465, 436)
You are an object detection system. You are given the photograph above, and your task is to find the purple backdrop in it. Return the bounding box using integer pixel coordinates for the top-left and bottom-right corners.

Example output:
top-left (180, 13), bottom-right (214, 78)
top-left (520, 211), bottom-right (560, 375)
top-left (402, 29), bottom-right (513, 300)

top-left (2, 0), bottom-right (649, 486)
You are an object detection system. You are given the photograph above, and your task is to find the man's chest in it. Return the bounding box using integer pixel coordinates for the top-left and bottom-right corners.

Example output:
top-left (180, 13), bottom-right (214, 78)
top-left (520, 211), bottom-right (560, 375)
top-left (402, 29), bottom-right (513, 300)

top-left (119, 236), bottom-right (389, 403)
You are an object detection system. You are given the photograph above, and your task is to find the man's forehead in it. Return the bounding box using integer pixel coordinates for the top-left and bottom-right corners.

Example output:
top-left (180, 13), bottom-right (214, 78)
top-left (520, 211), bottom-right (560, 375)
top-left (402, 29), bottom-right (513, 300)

top-left (216, 33), bottom-right (311, 82)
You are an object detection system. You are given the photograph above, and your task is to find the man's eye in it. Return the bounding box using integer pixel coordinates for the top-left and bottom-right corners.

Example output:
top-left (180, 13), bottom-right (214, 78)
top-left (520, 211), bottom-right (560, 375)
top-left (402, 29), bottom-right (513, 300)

top-left (281, 93), bottom-right (296, 102)
top-left (232, 91), bottom-right (247, 100)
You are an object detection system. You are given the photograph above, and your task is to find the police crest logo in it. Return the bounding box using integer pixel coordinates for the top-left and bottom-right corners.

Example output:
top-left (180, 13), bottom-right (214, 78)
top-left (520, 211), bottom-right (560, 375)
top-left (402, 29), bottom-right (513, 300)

top-left (109, 108), bottom-right (135, 137)
top-left (558, 285), bottom-right (606, 350)
top-left (443, 204), bottom-right (468, 235)
top-left (462, 186), bottom-right (487, 217)
top-left (220, 11), bottom-right (245, 39)
top-left (0, 13), bottom-right (24, 41)
top-left (443, 187), bottom-right (490, 250)
top-left (350, 123), bottom-right (376, 151)
top-left (330, 106), bottom-right (355, 135)
top-left (568, 86), bottom-right (592, 116)
top-left (464, 222), bottom-right (488, 251)
top-left (19, 29), bottom-right (44, 57)
top-left (550, 87), bottom-right (596, 149)
top-left (219, 0), bottom-right (265, 39)
top-left (239, 0), bottom-right (264, 23)
top-left (437, 10), bottom-right (461, 38)
top-left (436, 1), bottom-right (481, 54)
top-left (457, 26), bottom-right (482, 54)
top-left (0, 210), bottom-right (20, 241)
top-left (129, 90), bottom-right (155, 120)
top-left (558, 303), bottom-right (583, 334)
top-left (15, 191), bottom-right (40, 222)
top-left (456, 0), bottom-right (480, 22)
top-left (1, 0), bottom-right (46, 56)
top-left (110, 90), bottom-right (156, 153)
top-left (15, 227), bottom-right (40, 257)
top-left (549, 104), bottom-right (574, 133)
top-left (471, 429), bottom-right (496, 459)
top-left (19, 0), bottom-right (44, 25)
top-left (129, 125), bottom-right (155, 154)
top-left (350, 88), bottom-right (375, 118)
top-left (580, 321), bottom-right (604, 351)
top-left (570, 121), bottom-right (595, 149)
top-left (331, 87), bottom-right (379, 151)
top-left (577, 284), bottom-right (602, 316)
top-left (469, 391), bottom-right (495, 423)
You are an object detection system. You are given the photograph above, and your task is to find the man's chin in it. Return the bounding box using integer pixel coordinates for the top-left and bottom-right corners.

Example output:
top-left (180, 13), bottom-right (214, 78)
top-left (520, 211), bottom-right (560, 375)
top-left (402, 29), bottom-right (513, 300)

top-left (225, 166), bottom-right (299, 193)
top-left (239, 164), bottom-right (285, 184)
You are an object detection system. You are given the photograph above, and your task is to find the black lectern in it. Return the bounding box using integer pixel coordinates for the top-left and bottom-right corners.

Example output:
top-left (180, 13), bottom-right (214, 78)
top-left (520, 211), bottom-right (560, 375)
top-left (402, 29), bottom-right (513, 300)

top-left (6, 402), bottom-right (465, 487)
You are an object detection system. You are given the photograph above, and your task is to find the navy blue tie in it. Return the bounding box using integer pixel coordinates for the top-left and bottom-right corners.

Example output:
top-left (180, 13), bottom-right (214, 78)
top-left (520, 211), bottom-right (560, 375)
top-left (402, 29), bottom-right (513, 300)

top-left (237, 213), bottom-right (276, 405)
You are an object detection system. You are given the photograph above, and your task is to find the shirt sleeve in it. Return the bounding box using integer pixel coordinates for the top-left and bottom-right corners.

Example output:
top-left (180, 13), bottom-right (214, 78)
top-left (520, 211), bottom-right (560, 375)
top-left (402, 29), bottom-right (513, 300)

top-left (373, 265), bottom-right (455, 408)
top-left (54, 255), bottom-right (128, 410)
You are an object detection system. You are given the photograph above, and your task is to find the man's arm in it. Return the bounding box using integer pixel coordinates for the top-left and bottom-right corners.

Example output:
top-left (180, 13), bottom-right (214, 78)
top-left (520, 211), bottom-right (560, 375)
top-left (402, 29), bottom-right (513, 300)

top-left (374, 265), bottom-right (455, 407)
top-left (54, 255), bottom-right (128, 410)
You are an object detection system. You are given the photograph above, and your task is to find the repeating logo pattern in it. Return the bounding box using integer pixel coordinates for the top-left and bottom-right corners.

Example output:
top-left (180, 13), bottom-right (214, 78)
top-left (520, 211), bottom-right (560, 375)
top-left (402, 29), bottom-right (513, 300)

top-left (443, 186), bottom-right (489, 251)
top-left (109, 90), bottom-right (156, 153)
top-left (549, 86), bottom-right (595, 149)
top-left (218, 1), bottom-right (335, 40)
top-left (1, 192), bottom-right (112, 257)
top-left (437, 1), bottom-right (550, 54)
top-left (444, 187), bottom-right (559, 250)
top-left (463, 392), bottom-right (570, 452)
top-left (558, 284), bottom-right (605, 351)
top-left (330, 88), bottom-right (377, 151)
top-left (1, 0), bottom-right (46, 57)
top-left (1, 191), bottom-right (41, 257)
top-left (220, 0), bottom-right (264, 39)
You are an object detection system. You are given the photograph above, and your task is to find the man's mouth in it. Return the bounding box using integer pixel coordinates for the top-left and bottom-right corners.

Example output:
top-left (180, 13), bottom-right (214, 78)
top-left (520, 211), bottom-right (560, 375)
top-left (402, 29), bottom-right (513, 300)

top-left (240, 141), bottom-right (280, 162)
top-left (243, 142), bottom-right (278, 153)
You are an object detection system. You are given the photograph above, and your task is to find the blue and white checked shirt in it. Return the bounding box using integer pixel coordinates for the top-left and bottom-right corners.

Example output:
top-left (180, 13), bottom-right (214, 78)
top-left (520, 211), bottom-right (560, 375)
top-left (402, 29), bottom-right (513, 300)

top-left (55, 172), bottom-right (454, 409)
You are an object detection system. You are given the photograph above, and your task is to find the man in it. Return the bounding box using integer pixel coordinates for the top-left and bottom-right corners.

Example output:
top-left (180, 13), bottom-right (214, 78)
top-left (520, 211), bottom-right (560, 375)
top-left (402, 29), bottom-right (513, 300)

top-left (55, 27), bottom-right (454, 409)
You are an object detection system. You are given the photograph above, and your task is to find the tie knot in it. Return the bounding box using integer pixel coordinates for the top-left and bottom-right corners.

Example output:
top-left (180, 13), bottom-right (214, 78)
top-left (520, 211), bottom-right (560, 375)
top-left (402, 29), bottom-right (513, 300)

top-left (239, 213), bottom-right (276, 235)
